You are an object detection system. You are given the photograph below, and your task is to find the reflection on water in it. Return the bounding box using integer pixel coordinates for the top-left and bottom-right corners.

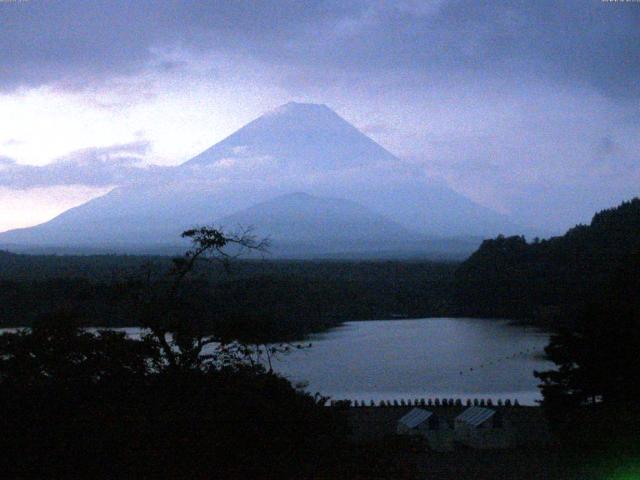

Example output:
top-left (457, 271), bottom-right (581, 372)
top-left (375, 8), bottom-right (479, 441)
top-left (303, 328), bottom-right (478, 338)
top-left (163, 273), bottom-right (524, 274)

top-left (270, 318), bottom-right (552, 405)
top-left (2, 318), bottom-right (552, 405)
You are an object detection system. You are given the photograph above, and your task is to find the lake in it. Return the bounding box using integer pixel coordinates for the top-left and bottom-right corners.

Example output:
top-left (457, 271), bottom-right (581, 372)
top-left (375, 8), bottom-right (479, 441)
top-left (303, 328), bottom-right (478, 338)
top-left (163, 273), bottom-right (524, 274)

top-left (3, 318), bottom-right (552, 405)
top-left (269, 318), bottom-right (552, 405)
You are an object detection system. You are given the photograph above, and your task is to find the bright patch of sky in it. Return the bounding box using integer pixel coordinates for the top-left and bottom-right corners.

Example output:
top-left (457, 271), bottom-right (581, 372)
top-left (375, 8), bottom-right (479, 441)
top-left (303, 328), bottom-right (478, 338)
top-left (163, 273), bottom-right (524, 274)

top-left (0, 0), bottom-right (638, 234)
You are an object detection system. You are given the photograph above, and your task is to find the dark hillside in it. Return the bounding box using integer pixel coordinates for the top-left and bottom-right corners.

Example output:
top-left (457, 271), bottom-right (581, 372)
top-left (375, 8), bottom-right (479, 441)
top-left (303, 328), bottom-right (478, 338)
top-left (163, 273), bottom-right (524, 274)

top-left (452, 198), bottom-right (640, 322)
top-left (0, 255), bottom-right (457, 339)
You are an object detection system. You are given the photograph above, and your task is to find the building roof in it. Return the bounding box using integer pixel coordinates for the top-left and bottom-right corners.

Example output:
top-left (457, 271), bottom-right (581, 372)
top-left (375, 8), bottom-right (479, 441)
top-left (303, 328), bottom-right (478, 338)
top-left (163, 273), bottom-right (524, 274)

top-left (398, 408), bottom-right (433, 429)
top-left (455, 407), bottom-right (495, 427)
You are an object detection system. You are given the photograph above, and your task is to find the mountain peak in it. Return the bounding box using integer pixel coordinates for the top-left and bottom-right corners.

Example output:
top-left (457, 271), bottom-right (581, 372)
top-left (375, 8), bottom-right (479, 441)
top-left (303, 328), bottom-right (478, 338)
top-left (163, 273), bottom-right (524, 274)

top-left (284, 191), bottom-right (314, 199)
top-left (0, 101), bottom-right (522, 251)
top-left (183, 101), bottom-right (398, 170)
top-left (275, 101), bottom-right (331, 111)
top-left (258, 101), bottom-right (341, 124)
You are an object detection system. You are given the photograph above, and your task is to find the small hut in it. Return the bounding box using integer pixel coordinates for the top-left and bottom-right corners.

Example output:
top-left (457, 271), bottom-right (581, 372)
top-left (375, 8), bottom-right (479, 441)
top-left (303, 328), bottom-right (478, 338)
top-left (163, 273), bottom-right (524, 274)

top-left (454, 407), bottom-right (512, 449)
top-left (396, 408), bottom-right (453, 451)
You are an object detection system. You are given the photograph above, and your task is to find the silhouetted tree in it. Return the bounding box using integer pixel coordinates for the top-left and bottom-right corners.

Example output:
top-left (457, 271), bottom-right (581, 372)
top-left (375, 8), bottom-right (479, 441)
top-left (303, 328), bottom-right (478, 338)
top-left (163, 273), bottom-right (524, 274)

top-left (0, 309), bottom-right (155, 388)
top-left (535, 251), bottom-right (640, 432)
top-left (137, 226), bottom-right (269, 370)
top-left (0, 275), bottom-right (352, 479)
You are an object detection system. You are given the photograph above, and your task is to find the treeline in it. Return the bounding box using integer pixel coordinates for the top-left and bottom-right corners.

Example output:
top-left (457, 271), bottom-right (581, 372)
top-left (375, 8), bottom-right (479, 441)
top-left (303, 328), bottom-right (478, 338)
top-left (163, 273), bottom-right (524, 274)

top-left (0, 311), bottom-right (421, 478)
top-left (0, 228), bottom-right (423, 477)
top-left (0, 254), bottom-right (457, 340)
top-left (450, 198), bottom-right (640, 449)
top-left (452, 198), bottom-right (640, 324)
top-left (5, 197), bottom-right (638, 336)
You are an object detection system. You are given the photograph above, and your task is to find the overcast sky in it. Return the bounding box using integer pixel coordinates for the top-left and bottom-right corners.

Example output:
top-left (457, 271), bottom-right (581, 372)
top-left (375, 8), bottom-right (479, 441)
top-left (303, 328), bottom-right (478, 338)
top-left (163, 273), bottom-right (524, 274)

top-left (0, 0), bottom-right (638, 233)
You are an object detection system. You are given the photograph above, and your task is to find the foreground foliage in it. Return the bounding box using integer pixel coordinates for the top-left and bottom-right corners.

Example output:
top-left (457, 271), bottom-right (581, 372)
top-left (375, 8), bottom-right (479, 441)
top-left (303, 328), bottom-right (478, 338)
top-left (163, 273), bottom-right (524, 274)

top-left (0, 228), bottom-right (423, 478)
top-left (534, 249), bottom-right (640, 455)
top-left (0, 313), bottom-right (349, 478)
top-left (453, 198), bottom-right (640, 454)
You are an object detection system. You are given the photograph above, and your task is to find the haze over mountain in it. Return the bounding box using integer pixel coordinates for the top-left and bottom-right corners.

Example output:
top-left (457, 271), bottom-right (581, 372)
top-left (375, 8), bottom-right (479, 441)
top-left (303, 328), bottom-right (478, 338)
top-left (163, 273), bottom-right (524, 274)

top-left (186, 102), bottom-right (396, 171)
top-left (0, 102), bottom-right (521, 258)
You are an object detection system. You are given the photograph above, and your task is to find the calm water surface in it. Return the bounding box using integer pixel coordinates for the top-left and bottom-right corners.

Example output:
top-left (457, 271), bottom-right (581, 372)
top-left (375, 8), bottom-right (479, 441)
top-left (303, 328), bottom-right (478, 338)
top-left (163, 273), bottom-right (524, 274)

top-left (3, 318), bottom-right (551, 405)
top-left (269, 318), bottom-right (552, 405)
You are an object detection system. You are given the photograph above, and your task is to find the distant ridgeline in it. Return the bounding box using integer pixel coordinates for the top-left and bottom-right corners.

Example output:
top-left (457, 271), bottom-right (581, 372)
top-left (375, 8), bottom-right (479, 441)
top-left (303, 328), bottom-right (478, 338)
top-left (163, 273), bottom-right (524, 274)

top-left (452, 198), bottom-right (640, 323)
top-left (1, 198), bottom-right (638, 335)
top-left (0, 255), bottom-right (456, 339)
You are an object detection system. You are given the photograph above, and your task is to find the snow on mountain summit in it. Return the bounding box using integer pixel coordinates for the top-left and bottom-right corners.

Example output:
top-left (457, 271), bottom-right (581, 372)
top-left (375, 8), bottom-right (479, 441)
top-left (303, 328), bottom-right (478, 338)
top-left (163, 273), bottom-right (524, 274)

top-left (0, 102), bottom-right (522, 253)
top-left (183, 102), bottom-right (397, 171)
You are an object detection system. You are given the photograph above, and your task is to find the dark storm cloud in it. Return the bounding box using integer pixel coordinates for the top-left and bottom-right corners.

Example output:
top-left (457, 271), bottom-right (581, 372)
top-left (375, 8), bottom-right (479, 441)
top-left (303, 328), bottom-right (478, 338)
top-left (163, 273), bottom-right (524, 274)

top-left (1, 0), bottom-right (639, 97)
top-left (0, 141), bottom-right (172, 188)
top-left (0, 0), bottom-right (354, 90)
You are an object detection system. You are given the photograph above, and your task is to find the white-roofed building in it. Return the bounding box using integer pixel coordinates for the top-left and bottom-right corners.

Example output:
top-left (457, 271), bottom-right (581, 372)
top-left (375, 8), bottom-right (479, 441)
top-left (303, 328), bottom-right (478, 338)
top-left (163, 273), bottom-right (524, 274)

top-left (396, 408), bottom-right (453, 451)
top-left (454, 407), bottom-right (513, 449)
top-left (397, 408), bottom-right (434, 432)
top-left (455, 407), bottom-right (497, 428)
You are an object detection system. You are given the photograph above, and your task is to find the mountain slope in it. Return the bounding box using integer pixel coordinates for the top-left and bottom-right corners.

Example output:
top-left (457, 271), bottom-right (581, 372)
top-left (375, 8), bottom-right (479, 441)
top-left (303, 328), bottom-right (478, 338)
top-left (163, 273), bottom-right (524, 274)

top-left (181, 102), bottom-right (520, 237)
top-left (216, 192), bottom-right (428, 256)
top-left (0, 102), bottom-right (519, 255)
top-left (184, 102), bottom-right (398, 172)
top-left (218, 192), bottom-right (414, 242)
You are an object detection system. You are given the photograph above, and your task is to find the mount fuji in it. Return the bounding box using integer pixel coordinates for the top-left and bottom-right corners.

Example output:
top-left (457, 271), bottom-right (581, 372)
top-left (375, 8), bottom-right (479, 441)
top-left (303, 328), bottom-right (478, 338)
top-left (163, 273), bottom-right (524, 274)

top-left (0, 102), bottom-right (520, 258)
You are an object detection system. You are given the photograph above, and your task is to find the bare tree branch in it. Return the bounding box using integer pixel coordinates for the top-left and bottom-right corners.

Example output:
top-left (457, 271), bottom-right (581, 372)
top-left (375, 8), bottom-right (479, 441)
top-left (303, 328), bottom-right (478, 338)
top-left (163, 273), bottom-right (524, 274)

top-left (139, 225), bottom-right (269, 371)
